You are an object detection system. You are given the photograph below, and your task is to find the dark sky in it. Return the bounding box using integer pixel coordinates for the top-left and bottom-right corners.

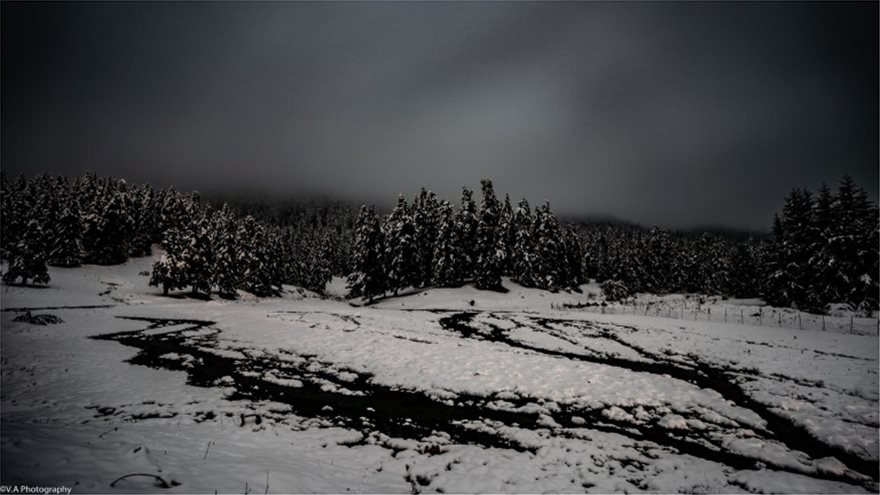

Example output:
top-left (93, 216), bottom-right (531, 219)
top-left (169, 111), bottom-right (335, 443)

top-left (2, 2), bottom-right (877, 230)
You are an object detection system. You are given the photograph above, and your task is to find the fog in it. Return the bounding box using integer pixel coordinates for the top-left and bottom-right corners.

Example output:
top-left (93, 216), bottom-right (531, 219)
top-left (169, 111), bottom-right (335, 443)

top-left (2, 2), bottom-right (877, 230)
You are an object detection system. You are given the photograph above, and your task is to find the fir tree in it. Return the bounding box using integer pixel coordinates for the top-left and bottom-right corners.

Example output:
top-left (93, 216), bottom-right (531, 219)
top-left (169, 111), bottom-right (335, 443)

top-left (89, 191), bottom-right (133, 265)
top-left (304, 234), bottom-right (333, 294)
top-left (1, 174), bottom-right (28, 258)
top-left (562, 228), bottom-right (585, 290)
top-left (185, 205), bottom-right (214, 296)
top-left (728, 238), bottom-right (763, 298)
top-left (771, 189), bottom-right (819, 311)
top-left (432, 200), bottom-right (465, 287)
top-left (48, 193), bottom-right (84, 267)
top-left (129, 185), bottom-right (157, 257)
top-left (500, 194), bottom-right (515, 274)
top-left (347, 206), bottom-right (386, 301)
top-left (150, 225), bottom-right (189, 295)
top-left (211, 203), bottom-right (241, 298)
top-left (456, 187), bottom-right (479, 280)
top-left (532, 201), bottom-right (564, 290)
top-left (238, 216), bottom-right (278, 297)
top-left (475, 179), bottom-right (504, 290)
top-left (808, 183), bottom-right (838, 304)
top-left (413, 188), bottom-right (441, 288)
top-left (3, 218), bottom-right (50, 286)
top-left (384, 195), bottom-right (419, 295)
top-left (511, 199), bottom-right (536, 287)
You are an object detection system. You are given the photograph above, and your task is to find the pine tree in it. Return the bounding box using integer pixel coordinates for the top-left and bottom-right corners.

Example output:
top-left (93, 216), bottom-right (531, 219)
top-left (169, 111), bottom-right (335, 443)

top-left (238, 215), bottom-right (278, 297)
top-left (32, 174), bottom-right (60, 249)
top-left (643, 227), bottom-right (673, 293)
top-left (347, 206), bottom-right (387, 301)
top-left (3, 218), bottom-right (50, 286)
top-left (456, 187), bottom-right (479, 281)
top-left (808, 183), bottom-right (838, 305)
top-left (149, 192), bottom-right (211, 296)
top-left (532, 201), bottom-right (564, 290)
top-left (48, 193), bottom-right (84, 267)
top-left (835, 176), bottom-right (880, 310)
top-left (511, 199), bottom-right (536, 287)
top-left (384, 195), bottom-right (419, 295)
top-left (728, 238), bottom-right (763, 298)
top-left (129, 185), bottom-right (157, 257)
top-left (500, 194), bottom-right (515, 275)
top-left (763, 213), bottom-right (788, 306)
top-left (1, 174), bottom-right (28, 258)
top-left (475, 179), bottom-right (504, 290)
top-left (150, 225), bottom-right (189, 295)
top-left (562, 228), bottom-right (585, 290)
top-left (185, 204), bottom-right (214, 296)
top-left (304, 234), bottom-right (333, 294)
top-left (413, 188), bottom-right (441, 288)
top-left (89, 190), bottom-right (133, 265)
top-left (211, 203), bottom-right (241, 298)
top-left (432, 200), bottom-right (465, 287)
top-left (774, 189), bottom-right (819, 311)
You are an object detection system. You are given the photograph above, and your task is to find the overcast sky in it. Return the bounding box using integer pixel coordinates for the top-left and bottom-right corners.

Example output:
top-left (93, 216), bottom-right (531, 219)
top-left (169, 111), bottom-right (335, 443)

top-left (2, 2), bottom-right (877, 230)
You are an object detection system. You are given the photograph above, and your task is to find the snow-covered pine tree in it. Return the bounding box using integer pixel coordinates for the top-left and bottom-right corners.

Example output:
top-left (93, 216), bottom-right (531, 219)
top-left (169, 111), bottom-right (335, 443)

top-left (158, 186), bottom-right (186, 238)
top-left (643, 227), bottom-right (673, 293)
top-left (856, 199), bottom-right (879, 312)
top-left (500, 194), bottom-right (515, 275)
top-left (432, 200), bottom-right (465, 287)
top-left (211, 203), bottom-right (242, 298)
top-left (413, 188), bottom-right (441, 288)
top-left (149, 224), bottom-right (189, 295)
top-left (771, 188), bottom-right (819, 311)
top-left (829, 176), bottom-right (876, 310)
top-left (31, 174), bottom-right (60, 250)
top-left (763, 213), bottom-right (788, 306)
top-left (475, 178), bottom-right (504, 291)
top-left (89, 189), bottom-right (133, 265)
top-left (347, 205), bottom-right (387, 301)
top-left (532, 201), bottom-right (564, 290)
top-left (728, 238), bottom-right (764, 298)
top-left (511, 198), bottom-right (536, 287)
top-left (384, 195), bottom-right (419, 295)
top-left (238, 216), bottom-right (279, 297)
top-left (304, 234), bottom-right (333, 294)
top-left (692, 234), bottom-right (730, 296)
top-left (266, 225), bottom-right (287, 293)
top-left (456, 187), bottom-right (479, 281)
top-left (1, 173), bottom-right (28, 258)
top-left (184, 198), bottom-right (214, 296)
top-left (128, 185), bottom-right (157, 257)
top-left (3, 218), bottom-right (50, 286)
top-left (807, 183), bottom-right (837, 305)
top-left (562, 228), bottom-right (585, 290)
top-left (48, 191), bottom-right (84, 267)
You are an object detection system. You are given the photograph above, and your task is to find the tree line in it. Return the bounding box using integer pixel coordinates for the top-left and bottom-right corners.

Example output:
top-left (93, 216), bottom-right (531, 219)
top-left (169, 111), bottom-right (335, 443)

top-left (2, 172), bottom-right (876, 314)
top-left (0, 172), bottom-right (334, 296)
top-left (581, 175), bottom-right (878, 314)
top-left (347, 179), bottom-right (585, 301)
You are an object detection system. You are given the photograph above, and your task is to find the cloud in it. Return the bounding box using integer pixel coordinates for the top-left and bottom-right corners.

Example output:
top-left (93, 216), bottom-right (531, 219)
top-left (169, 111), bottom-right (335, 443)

top-left (2, 2), bottom-right (876, 230)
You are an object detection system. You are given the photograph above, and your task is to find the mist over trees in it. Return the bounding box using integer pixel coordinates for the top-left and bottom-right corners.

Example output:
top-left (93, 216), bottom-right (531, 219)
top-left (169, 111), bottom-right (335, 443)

top-left (1, 172), bottom-right (876, 315)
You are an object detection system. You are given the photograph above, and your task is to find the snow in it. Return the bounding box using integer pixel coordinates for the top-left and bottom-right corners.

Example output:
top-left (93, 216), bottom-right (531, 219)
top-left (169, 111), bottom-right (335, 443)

top-left (1, 256), bottom-right (877, 493)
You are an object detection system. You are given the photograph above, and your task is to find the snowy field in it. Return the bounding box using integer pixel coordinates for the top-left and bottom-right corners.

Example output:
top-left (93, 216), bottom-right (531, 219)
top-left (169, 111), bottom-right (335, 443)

top-left (1, 254), bottom-right (878, 493)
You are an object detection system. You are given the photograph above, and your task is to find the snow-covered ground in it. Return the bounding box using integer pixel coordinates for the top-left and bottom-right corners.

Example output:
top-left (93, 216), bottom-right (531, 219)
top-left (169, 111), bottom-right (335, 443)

top-left (1, 255), bottom-right (878, 493)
